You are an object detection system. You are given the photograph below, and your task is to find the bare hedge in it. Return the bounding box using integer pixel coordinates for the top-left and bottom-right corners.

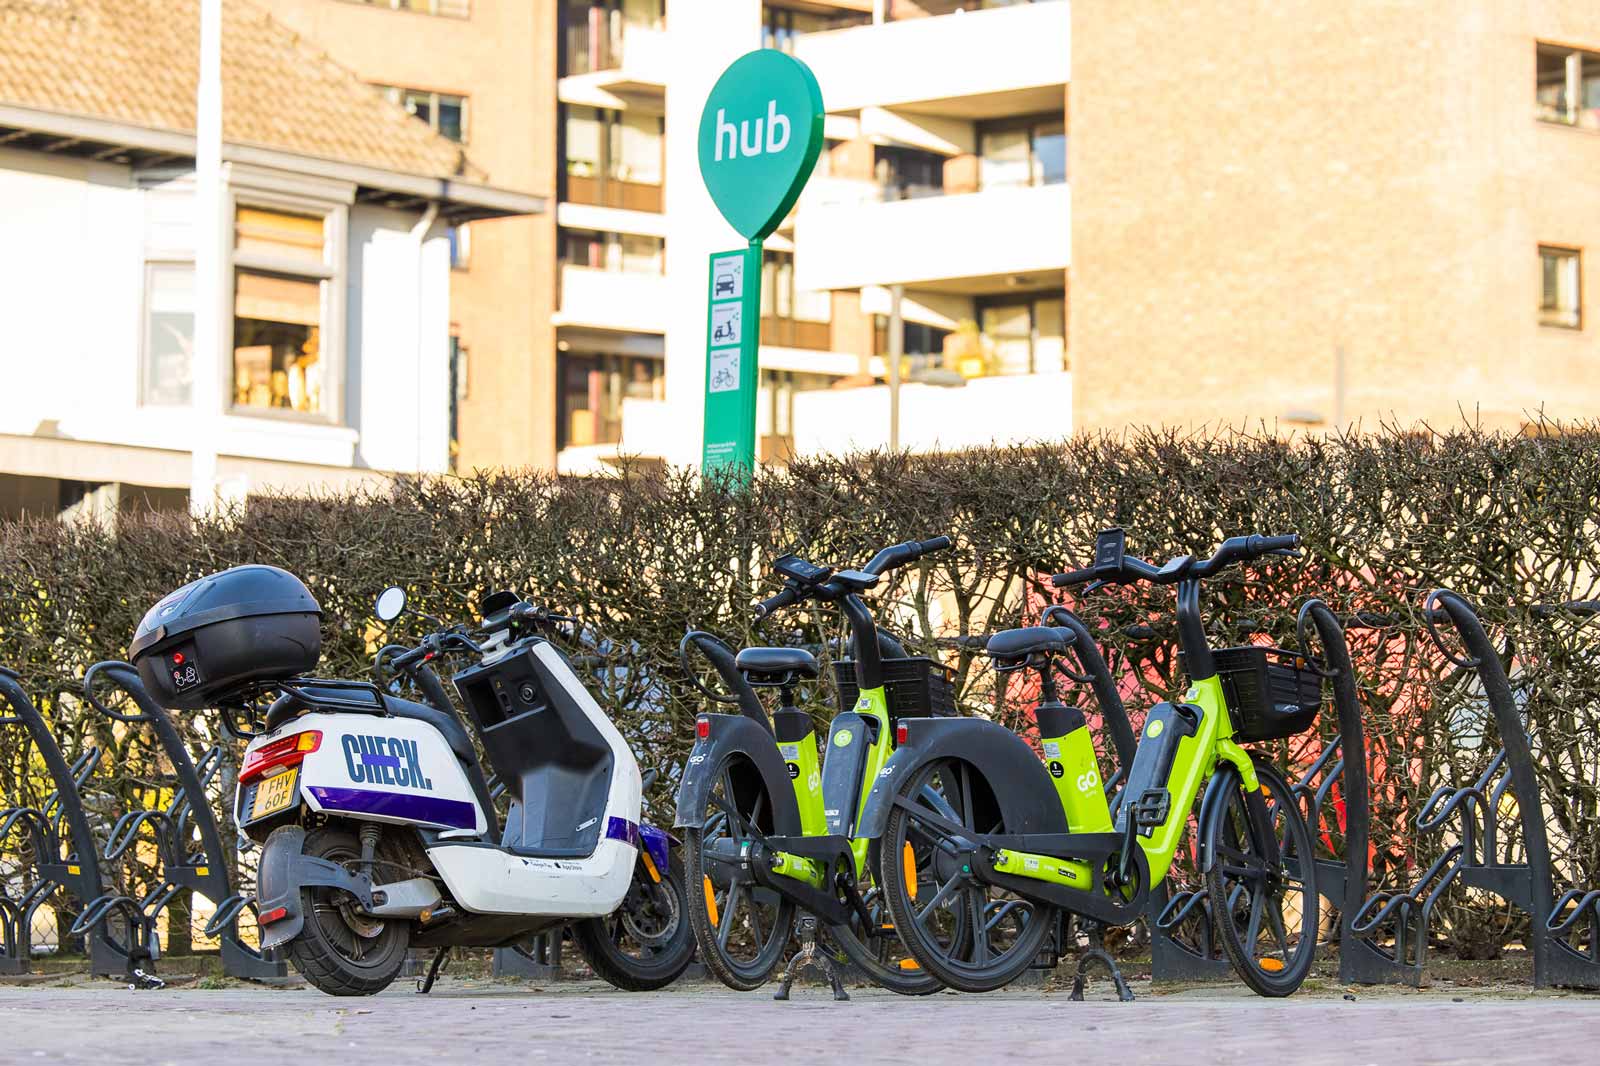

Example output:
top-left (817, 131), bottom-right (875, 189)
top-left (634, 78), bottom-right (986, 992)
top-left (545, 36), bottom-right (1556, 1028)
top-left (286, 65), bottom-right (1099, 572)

top-left (2, 423), bottom-right (1598, 957)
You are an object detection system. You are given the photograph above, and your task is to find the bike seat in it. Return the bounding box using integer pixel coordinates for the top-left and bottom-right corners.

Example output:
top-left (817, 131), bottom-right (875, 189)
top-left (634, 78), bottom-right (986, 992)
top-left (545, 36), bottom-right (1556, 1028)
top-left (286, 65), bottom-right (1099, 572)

top-left (734, 647), bottom-right (819, 685)
top-left (986, 626), bottom-right (1076, 665)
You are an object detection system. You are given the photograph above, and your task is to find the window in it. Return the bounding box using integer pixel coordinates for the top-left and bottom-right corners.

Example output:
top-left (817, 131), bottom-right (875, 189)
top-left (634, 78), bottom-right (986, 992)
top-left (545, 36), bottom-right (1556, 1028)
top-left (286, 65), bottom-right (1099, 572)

top-left (1537, 44), bottom-right (1600, 129)
top-left (562, 106), bottom-right (665, 210)
top-left (875, 146), bottom-right (945, 201)
top-left (232, 206), bottom-right (333, 416)
top-left (559, 228), bottom-right (664, 273)
top-left (971, 294), bottom-right (1067, 376)
top-left (375, 85), bottom-right (468, 142)
top-left (447, 223), bottom-right (471, 270)
top-left (141, 263), bottom-right (195, 406)
top-left (561, 0), bottom-right (663, 76)
top-left (343, 0), bottom-right (470, 18)
top-left (979, 115), bottom-right (1068, 190)
top-left (762, 4), bottom-right (869, 53)
top-left (557, 352), bottom-right (664, 450)
top-left (1540, 246), bottom-right (1581, 329)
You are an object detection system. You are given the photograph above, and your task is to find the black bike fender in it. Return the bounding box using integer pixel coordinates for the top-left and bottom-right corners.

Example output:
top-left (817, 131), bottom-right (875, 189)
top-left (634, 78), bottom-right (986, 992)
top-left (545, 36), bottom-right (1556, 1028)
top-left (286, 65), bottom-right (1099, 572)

top-left (672, 713), bottom-right (801, 833)
top-left (256, 824), bottom-right (377, 951)
top-left (855, 717), bottom-right (1070, 841)
top-left (1197, 760), bottom-right (1248, 874)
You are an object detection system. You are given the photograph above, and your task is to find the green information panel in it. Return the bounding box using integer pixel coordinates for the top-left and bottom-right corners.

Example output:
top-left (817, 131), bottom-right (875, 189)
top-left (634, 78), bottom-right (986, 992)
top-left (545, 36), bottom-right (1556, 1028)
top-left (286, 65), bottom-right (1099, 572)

top-left (696, 49), bottom-right (824, 481)
top-left (701, 244), bottom-right (762, 477)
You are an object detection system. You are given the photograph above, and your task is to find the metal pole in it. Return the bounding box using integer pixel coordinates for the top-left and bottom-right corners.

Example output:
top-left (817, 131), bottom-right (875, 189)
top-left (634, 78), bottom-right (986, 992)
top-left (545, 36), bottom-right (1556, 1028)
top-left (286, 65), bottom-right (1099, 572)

top-left (190, 0), bottom-right (224, 516)
top-left (887, 283), bottom-right (903, 452)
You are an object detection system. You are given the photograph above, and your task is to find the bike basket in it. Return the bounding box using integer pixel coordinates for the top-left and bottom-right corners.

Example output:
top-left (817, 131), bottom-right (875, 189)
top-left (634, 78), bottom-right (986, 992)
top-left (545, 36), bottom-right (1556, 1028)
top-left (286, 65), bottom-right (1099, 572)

top-left (834, 657), bottom-right (958, 719)
top-left (1209, 645), bottom-right (1323, 742)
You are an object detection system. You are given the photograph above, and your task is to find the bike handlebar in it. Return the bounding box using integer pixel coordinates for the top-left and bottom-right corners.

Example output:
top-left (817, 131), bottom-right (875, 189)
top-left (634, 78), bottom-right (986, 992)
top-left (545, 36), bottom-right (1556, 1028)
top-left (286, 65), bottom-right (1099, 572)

top-left (755, 535), bottom-right (951, 619)
top-left (1051, 531), bottom-right (1301, 589)
top-left (753, 586), bottom-right (803, 621)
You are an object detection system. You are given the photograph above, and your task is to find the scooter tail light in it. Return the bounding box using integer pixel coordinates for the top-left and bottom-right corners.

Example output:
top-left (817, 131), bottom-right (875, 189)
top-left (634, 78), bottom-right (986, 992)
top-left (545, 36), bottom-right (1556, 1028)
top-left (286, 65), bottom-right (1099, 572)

top-left (239, 729), bottom-right (323, 783)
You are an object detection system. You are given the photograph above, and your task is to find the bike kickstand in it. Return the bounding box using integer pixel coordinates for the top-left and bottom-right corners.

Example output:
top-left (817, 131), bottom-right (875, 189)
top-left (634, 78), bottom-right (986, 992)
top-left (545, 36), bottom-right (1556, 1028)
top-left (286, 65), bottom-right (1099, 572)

top-left (417, 948), bottom-right (450, 994)
top-left (1069, 927), bottom-right (1134, 1003)
top-left (774, 916), bottom-right (849, 1002)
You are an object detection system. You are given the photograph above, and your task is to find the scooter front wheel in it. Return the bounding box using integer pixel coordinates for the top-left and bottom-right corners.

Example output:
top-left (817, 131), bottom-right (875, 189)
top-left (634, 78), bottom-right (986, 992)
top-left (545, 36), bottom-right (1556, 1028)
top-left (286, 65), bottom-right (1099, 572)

top-left (682, 753), bottom-right (795, 990)
top-left (284, 826), bottom-right (410, 996)
top-left (572, 850), bottom-right (694, 991)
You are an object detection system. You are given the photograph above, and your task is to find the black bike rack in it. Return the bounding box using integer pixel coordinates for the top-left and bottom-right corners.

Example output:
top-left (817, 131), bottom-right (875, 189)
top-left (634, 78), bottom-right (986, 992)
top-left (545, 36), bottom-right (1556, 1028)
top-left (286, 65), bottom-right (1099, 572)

top-left (1145, 599), bottom-right (1378, 985)
top-left (1530, 600), bottom-right (1600, 990)
top-left (77, 661), bottom-right (287, 983)
top-left (0, 667), bottom-right (131, 978)
top-left (1345, 590), bottom-right (1571, 988)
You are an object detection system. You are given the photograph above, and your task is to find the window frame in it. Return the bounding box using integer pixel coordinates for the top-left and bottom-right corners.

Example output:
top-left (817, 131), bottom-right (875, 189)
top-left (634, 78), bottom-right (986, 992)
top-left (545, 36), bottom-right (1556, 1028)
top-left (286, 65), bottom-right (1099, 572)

top-left (226, 188), bottom-right (349, 425)
top-left (374, 84), bottom-right (470, 143)
top-left (340, 0), bottom-right (471, 19)
top-left (977, 112), bottom-right (1069, 190)
top-left (1539, 244), bottom-right (1583, 331)
top-left (1536, 42), bottom-right (1600, 130)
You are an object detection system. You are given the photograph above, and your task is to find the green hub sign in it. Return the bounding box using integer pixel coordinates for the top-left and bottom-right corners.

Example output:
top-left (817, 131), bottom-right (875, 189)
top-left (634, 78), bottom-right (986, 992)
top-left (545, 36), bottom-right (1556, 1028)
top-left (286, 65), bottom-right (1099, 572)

top-left (697, 49), bottom-right (825, 481)
top-left (698, 49), bottom-right (824, 242)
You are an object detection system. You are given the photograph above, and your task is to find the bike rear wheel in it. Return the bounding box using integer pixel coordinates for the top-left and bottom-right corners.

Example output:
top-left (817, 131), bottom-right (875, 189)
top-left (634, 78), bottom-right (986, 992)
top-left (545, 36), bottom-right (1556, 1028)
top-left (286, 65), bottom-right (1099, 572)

top-left (682, 753), bottom-right (795, 990)
top-left (1204, 761), bottom-right (1318, 996)
top-left (881, 757), bottom-right (1054, 992)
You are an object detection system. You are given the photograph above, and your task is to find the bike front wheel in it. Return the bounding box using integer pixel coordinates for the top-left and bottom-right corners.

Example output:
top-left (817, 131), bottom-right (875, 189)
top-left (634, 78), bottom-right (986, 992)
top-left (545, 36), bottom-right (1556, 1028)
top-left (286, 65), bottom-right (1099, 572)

top-left (1203, 760), bottom-right (1319, 996)
top-left (880, 757), bottom-right (1054, 992)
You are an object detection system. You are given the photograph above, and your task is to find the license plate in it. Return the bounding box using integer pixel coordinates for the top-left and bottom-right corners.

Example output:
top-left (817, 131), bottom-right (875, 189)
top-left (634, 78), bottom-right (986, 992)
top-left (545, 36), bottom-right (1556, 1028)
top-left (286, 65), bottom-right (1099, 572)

top-left (251, 768), bottom-right (299, 821)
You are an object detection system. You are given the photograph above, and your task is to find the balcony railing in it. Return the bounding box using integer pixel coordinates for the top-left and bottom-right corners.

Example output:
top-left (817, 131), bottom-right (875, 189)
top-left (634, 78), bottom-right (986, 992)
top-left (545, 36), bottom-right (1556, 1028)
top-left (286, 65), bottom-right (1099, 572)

top-left (564, 173), bottom-right (663, 213)
top-left (760, 317), bottom-right (832, 351)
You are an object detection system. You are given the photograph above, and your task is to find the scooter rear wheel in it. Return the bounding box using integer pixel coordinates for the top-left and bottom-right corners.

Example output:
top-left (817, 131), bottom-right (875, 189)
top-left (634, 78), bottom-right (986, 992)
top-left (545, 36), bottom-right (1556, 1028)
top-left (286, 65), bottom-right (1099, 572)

top-left (683, 753), bottom-right (795, 990)
top-left (286, 827), bottom-right (410, 996)
top-left (881, 757), bottom-right (1055, 993)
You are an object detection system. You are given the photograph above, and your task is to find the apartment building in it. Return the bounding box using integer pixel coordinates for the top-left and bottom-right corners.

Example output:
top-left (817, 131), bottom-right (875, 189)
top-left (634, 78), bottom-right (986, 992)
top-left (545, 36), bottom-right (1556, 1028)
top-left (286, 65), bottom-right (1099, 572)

top-left (263, 0), bottom-right (559, 472)
top-left (1071, 1), bottom-right (1600, 432)
top-left (572, 0), bottom-right (1072, 468)
top-left (0, 0), bottom-right (540, 521)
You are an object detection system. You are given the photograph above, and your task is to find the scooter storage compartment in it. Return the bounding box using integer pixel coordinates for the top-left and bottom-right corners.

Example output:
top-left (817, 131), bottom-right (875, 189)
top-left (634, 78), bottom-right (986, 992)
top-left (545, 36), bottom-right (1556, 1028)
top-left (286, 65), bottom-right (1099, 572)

top-left (453, 641), bottom-right (613, 857)
top-left (129, 564), bottom-right (322, 710)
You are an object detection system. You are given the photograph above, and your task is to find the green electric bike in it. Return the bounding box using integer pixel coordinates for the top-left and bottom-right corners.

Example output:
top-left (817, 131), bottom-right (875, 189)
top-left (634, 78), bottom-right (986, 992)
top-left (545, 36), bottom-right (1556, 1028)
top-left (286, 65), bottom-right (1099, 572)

top-left (865, 529), bottom-right (1321, 996)
top-left (675, 536), bottom-right (954, 998)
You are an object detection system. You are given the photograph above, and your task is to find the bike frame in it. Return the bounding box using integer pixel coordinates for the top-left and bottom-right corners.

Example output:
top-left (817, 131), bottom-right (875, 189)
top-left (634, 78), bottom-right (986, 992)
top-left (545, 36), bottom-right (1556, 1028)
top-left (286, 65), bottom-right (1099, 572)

top-left (982, 578), bottom-right (1261, 896)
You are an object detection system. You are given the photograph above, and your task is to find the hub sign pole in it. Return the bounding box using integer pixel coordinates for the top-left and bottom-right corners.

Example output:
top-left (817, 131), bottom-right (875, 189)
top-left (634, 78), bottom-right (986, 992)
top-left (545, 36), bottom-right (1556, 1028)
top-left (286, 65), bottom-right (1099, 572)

top-left (696, 50), bottom-right (824, 483)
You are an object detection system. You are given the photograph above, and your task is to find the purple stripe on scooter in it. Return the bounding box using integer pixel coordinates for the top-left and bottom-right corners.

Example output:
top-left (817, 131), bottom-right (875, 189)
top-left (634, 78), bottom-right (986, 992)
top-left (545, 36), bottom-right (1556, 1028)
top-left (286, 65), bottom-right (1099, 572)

top-left (308, 786), bottom-right (476, 830)
top-left (605, 816), bottom-right (640, 848)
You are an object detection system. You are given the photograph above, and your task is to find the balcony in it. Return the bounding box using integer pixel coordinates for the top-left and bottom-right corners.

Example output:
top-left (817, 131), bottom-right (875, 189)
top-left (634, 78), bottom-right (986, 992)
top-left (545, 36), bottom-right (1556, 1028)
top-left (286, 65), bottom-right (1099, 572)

top-left (564, 174), bottom-right (663, 213)
top-left (794, 181), bottom-right (1069, 292)
top-left (555, 264), bottom-right (668, 334)
top-left (792, 371), bottom-right (1071, 455)
top-left (794, 2), bottom-right (1069, 118)
top-left (559, 23), bottom-right (667, 106)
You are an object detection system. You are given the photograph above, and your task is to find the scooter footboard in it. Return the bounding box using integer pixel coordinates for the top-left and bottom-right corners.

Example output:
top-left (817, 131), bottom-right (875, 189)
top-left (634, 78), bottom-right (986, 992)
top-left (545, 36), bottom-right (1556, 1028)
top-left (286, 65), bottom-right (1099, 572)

top-left (674, 713), bottom-right (801, 834)
top-left (855, 717), bottom-right (1070, 840)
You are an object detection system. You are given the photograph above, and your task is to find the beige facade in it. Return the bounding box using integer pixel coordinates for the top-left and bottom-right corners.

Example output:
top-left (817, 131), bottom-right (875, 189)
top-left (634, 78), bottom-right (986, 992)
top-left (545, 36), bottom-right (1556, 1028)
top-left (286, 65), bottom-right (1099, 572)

top-left (1071, 1), bottom-right (1600, 433)
top-left (264, 0), bottom-right (559, 471)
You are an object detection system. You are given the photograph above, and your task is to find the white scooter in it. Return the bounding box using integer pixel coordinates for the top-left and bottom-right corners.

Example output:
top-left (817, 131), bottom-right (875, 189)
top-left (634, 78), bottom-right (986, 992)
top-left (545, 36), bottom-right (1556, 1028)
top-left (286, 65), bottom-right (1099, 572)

top-left (128, 565), bottom-right (691, 995)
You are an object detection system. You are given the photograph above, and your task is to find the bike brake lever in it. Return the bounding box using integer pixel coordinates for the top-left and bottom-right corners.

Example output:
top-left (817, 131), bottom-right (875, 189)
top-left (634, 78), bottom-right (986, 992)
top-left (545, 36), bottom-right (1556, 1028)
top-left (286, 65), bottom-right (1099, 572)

top-left (1267, 548), bottom-right (1302, 559)
top-left (1085, 579), bottom-right (1108, 594)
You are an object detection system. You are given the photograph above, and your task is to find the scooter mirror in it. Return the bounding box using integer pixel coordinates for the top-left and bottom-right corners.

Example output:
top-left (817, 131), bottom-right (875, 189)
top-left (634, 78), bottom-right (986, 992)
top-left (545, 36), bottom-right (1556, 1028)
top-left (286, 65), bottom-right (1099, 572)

top-left (375, 586), bottom-right (408, 622)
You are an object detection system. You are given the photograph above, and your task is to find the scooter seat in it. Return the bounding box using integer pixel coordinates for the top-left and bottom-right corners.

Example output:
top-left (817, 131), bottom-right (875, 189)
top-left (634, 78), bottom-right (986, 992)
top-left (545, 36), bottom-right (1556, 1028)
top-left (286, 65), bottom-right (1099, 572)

top-left (735, 647), bottom-right (819, 685)
top-left (986, 626), bottom-right (1076, 664)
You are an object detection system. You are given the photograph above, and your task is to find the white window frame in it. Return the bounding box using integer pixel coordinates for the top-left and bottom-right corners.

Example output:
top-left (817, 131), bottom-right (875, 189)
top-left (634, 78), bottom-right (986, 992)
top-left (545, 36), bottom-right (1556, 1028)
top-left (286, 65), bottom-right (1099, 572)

top-left (225, 177), bottom-right (350, 425)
